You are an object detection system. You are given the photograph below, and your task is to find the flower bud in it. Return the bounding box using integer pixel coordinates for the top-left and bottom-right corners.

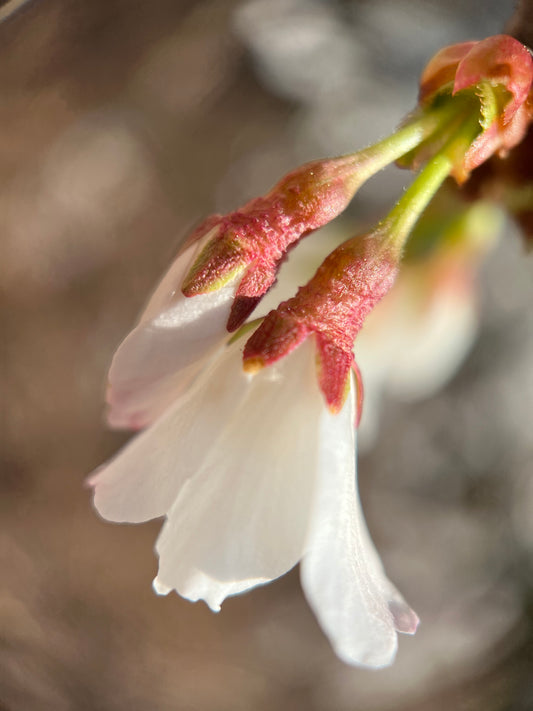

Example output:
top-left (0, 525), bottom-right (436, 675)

top-left (407, 35), bottom-right (533, 182)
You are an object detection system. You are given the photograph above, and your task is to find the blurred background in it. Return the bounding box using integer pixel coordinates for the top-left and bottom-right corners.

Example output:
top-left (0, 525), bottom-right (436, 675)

top-left (2, 0), bottom-right (533, 709)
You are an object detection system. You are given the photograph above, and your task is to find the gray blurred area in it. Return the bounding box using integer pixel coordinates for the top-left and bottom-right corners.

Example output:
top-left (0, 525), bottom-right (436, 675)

top-left (2, 1), bottom-right (533, 710)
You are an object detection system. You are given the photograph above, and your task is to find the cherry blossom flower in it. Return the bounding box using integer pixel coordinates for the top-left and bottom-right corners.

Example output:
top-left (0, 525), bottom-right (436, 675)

top-left (92, 336), bottom-right (418, 668)
top-left (96, 188), bottom-right (424, 668)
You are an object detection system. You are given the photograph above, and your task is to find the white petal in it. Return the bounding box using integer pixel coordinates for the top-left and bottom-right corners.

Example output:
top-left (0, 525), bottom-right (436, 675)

top-left (301, 381), bottom-right (418, 668)
top-left (356, 268), bottom-right (477, 407)
top-left (153, 339), bottom-right (324, 610)
top-left (91, 341), bottom-right (249, 523)
top-left (138, 228), bottom-right (219, 325)
top-left (106, 232), bottom-right (238, 429)
top-left (386, 286), bottom-right (477, 400)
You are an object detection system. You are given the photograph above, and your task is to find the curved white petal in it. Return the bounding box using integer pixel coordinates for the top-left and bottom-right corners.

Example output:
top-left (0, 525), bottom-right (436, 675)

top-left (138, 228), bottom-right (219, 325)
top-left (153, 340), bottom-right (324, 611)
top-left (355, 270), bottom-right (477, 452)
top-left (301, 381), bottom-right (418, 668)
top-left (106, 232), bottom-right (238, 430)
top-left (386, 286), bottom-right (477, 400)
top-left (356, 267), bottom-right (477, 408)
top-left (91, 340), bottom-right (249, 523)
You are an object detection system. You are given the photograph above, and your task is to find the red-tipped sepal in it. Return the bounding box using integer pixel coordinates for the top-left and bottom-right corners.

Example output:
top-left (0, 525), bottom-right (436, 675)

top-left (244, 232), bottom-right (400, 412)
top-left (315, 337), bottom-right (354, 414)
top-left (181, 155), bottom-right (374, 331)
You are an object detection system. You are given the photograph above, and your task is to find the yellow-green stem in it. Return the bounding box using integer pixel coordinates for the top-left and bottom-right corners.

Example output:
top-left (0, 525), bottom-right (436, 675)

top-left (346, 99), bottom-right (471, 185)
top-left (383, 115), bottom-right (481, 250)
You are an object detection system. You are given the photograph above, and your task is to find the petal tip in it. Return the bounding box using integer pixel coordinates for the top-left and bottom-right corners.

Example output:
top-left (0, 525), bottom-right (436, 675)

top-left (85, 471), bottom-right (99, 489)
top-left (153, 577), bottom-right (171, 596)
top-left (205, 598), bottom-right (222, 613)
top-left (389, 599), bottom-right (420, 635)
top-left (332, 635), bottom-right (398, 669)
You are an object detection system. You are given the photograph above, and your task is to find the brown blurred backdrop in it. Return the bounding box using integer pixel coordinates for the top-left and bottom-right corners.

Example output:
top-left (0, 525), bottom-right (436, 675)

top-left (2, 1), bottom-right (532, 710)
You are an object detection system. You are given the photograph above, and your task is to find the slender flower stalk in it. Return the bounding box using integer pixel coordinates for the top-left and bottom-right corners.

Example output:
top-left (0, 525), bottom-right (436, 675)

top-left (385, 117), bottom-right (482, 242)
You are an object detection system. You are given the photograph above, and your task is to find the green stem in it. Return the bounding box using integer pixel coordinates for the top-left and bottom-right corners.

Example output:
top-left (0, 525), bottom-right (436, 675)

top-left (346, 100), bottom-right (469, 186)
top-left (382, 115), bottom-right (481, 250)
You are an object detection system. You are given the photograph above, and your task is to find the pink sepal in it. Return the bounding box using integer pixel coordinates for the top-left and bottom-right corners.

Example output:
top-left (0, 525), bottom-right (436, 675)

top-left (419, 41), bottom-right (477, 104)
top-left (181, 156), bottom-right (363, 331)
top-left (452, 35), bottom-right (532, 123)
top-left (419, 35), bottom-right (533, 181)
top-left (244, 233), bottom-right (399, 411)
top-left (420, 36), bottom-right (532, 112)
top-left (315, 336), bottom-right (354, 414)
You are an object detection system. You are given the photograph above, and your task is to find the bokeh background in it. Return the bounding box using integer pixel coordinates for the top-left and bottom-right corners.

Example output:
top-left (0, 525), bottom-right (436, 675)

top-left (2, 1), bottom-right (532, 709)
